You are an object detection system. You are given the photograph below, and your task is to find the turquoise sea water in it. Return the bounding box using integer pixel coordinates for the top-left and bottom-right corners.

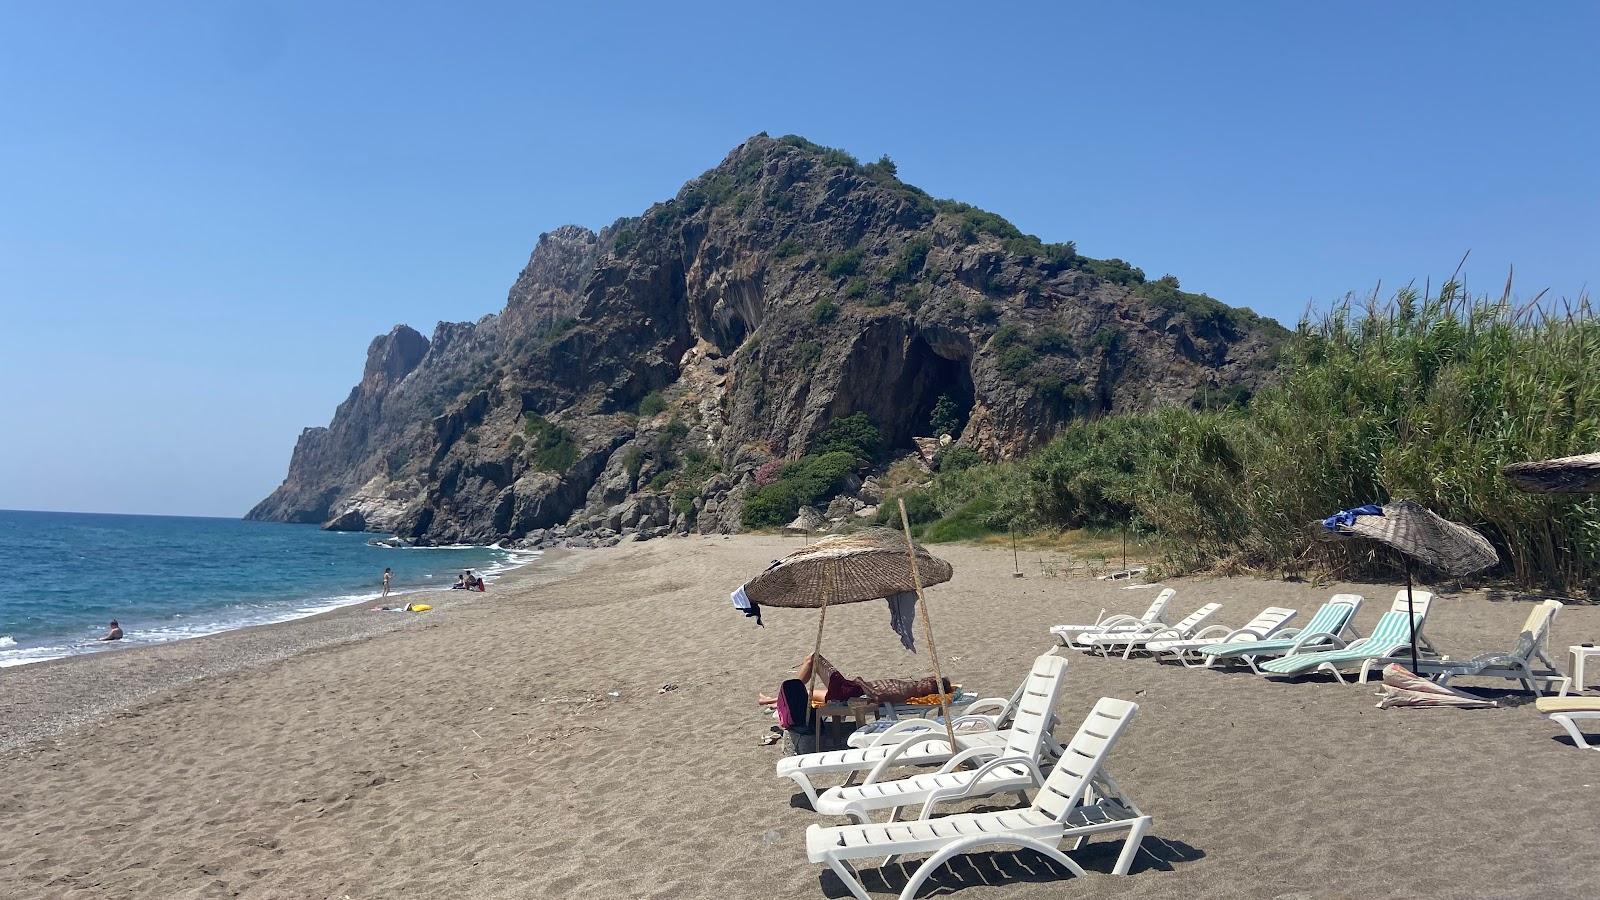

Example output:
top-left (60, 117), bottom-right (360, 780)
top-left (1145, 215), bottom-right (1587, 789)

top-left (0, 509), bottom-right (535, 668)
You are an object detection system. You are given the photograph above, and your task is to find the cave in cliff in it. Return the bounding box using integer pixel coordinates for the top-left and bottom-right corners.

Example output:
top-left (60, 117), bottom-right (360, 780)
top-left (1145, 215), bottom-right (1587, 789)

top-left (832, 324), bottom-right (975, 452)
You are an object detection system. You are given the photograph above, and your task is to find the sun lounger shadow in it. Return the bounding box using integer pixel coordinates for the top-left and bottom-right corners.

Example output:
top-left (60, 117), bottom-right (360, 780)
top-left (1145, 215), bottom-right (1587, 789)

top-left (817, 836), bottom-right (1205, 897)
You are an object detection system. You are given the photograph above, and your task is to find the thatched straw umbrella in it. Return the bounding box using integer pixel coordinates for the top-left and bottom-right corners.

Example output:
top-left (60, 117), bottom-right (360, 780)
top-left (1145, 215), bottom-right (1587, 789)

top-left (1502, 452), bottom-right (1600, 494)
top-left (1319, 500), bottom-right (1499, 671)
top-left (744, 514), bottom-right (955, 750)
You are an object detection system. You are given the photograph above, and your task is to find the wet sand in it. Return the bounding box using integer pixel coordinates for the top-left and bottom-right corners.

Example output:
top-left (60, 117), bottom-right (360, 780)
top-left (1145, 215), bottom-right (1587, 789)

top-left (1, 535), bottom-right (1596, 899)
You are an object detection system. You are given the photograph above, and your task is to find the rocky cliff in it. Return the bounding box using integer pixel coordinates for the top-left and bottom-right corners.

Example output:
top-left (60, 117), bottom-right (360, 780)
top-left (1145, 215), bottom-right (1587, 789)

top-left (248, 134), bottom-right (1287, 544)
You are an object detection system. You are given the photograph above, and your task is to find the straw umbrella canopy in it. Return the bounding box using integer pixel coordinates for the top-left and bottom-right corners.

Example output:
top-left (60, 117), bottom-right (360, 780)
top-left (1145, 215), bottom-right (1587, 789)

top-left (744, 528), bottom-right (954, 607)
top-left (744, 520), bottom-right (956, 750)
top-left (1501, 452), bottom-right (1600, 494)
top-left (1319, 499), bottom-right (1499, 671)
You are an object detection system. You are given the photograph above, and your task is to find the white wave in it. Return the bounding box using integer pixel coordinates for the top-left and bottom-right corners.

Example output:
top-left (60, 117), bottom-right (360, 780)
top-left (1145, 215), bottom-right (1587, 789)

top-left (0, 635), bottom-right (16, 648)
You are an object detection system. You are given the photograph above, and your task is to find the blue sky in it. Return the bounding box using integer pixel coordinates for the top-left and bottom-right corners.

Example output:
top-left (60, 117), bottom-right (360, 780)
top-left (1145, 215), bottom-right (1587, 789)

top-left (1, 1), bottom-right (1595, 517)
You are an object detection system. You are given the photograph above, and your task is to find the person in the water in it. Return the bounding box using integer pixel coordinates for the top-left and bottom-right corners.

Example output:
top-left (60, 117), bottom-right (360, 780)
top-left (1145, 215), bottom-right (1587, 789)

top-left (100, 620), bottom-right (123, 641)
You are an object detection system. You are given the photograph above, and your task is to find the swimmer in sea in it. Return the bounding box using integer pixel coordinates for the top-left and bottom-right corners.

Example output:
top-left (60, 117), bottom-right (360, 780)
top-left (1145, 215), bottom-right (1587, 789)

top-left (100, 620), bottom-right (123, 641)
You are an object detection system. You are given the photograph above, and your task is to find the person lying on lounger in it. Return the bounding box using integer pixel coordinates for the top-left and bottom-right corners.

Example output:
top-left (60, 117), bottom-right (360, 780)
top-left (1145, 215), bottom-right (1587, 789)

top-left (757, 652), bottom-right (952, 709)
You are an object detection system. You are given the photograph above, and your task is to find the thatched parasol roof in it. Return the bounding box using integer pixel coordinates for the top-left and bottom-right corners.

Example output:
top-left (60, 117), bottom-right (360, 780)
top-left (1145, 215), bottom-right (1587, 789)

top-left (743, 527), bottom-right (954, 608)
top-left (1319, 499), bottom-right (1498, 577)
top-left (1502, 452), bottom-right (1600, 494)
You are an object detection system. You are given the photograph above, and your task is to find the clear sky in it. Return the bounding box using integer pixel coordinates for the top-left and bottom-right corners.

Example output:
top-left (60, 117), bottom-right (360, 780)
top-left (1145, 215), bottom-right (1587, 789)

top-left (1, 2), bottom-right (1595, 517)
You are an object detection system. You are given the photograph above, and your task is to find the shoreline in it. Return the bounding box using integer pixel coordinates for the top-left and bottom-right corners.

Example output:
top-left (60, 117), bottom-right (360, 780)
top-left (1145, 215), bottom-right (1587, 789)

top-left (0, 547), bottom-right (564, 752)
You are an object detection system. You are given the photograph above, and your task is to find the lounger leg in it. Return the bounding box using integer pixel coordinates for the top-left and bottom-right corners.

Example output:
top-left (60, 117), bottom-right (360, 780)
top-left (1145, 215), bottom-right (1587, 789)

top-left (1111, 816), bottom-right (1153, 875)
top-left (1550, 714), bottom-right (1600, 750)
top-left (824, 855), bottom-right (875, 900)
top-left (1320, 663), bottom-right (1350, 685)
top-left (786, 774), bottom-right (822, 810)
top-left (897, 835), bottom-right (1086, 900)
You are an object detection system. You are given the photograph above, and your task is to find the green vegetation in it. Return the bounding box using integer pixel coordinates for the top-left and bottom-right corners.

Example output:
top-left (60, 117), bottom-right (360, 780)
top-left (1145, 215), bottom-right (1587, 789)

top-left (811, 299), bottom-right (840, 325)
top-left (989, 323), bottom-right (1077, 384)
top-left (795, 340), bottom-right (823, 368)
top-left (773, 238), bottom-right (803, 260)
top-left (928, 394), bottom-right (967, 438)
top-left (636, 391), bottom-right (668, 417)
top-left (886, 237), bottom-right (930, 282)
top-left (742, 415), bottom-right (886, 529)
top-left (811, 412), bottom-right (882, 460)
top-left (742, 451), bottom-right (860, 528)
top-left (913, 285), bottom-right (1600, 594)
top-left (934, 445), bottom-right (981, 473)
top-left (823, 248), bottom-right (865, 278)
top-left (522, 413), bottom-right (580, 473)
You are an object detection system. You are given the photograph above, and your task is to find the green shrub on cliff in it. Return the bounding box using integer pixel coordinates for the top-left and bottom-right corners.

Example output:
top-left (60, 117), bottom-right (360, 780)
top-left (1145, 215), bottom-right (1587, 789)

top-left (811, 412), bottom-right (881, 461)
top-left (522, 413), bottom-right (579, 473)
top-left (741, 451), bottom-right (858, 528)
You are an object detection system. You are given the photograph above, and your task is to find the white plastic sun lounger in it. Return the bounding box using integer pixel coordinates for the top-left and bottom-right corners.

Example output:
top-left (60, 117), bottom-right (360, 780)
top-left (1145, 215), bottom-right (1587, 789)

top-left (1050, 588), bottom-right (1175, 645)
top-left (1072, 603), bottom-right (1223, 659)
top-left (816, 655), bottom-right (1068, 821)
top-left (805, 697), bottom-right (1148, 900)
top-left (777, 654), bottom-right (1068, 809)
top-left (1260, 591), bottom-right (1435, 683)
top-left (1356, 599), bottom-right (1567, 694)
top-left (1145, 606), bottom-right (1297, 664)
top-left (1192, 594), bottom-right (1365, 672)
top-left (1536, 696), bottom-right (1600, 750)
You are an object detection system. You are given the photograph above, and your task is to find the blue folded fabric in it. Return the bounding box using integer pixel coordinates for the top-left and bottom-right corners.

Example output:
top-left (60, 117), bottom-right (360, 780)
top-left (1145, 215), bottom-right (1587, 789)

top-left (1323, 504), bottom-right (1384, 531)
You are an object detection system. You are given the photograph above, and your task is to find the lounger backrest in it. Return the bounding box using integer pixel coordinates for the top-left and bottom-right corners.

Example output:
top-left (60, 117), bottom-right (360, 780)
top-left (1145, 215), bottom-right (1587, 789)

top-left (1358, 609), bottom-right (1419, 649)
top-left (1032, 697), bottom-right (1138, 822)
top-left (999, 653), bottom-right (1069, 759)
top-left (1300, 595), bottom-right (1362, 638)
top-left (1387, 589), bottom-right (1434, 621)
top-left (1243, 606), bottom-right (1297, 635)
top-left (1172, 602), bottom-right (1222, 634)
top-left (1510, 599), bottom-right (1562, 660)
top-left (1140, 588), bottom-right (1177, 624)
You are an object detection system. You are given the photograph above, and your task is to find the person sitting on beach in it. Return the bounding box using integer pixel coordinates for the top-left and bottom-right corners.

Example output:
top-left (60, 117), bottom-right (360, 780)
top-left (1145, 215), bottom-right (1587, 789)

top-left (100, 620), bottom-right (123, 641)
top-left (452, 573), bottom-right (469, 590)
top-left (757, 652), bottom-right (952, 709)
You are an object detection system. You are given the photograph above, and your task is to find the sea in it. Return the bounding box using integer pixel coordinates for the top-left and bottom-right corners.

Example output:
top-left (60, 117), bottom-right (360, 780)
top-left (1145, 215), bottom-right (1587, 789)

top-left (0, 509), bottom-right (538, 669)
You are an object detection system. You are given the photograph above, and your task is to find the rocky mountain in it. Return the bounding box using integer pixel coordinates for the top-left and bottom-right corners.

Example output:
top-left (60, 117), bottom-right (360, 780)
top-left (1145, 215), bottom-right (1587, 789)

top-left (248, 134), bottom-right (1286, 545)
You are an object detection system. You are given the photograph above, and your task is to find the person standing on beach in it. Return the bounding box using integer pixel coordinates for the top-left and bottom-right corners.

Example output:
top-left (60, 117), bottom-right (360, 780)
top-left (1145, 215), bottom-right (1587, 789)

top-left (100, 620), bottom-right (123, 641)
top-left (381, 567), bottom-right (393, 598)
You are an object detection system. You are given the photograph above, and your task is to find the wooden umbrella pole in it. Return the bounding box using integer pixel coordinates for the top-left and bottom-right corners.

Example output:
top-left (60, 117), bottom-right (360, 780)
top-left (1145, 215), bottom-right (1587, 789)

top-left (805, 560), bottom-right (835, 752)
top-left (897, 498), bottom-right (957, 750)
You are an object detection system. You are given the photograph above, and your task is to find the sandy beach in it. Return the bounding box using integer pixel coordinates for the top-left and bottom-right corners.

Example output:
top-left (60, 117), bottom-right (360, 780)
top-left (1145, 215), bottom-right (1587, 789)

top-left (2, 534), bottom-right (1597, 899)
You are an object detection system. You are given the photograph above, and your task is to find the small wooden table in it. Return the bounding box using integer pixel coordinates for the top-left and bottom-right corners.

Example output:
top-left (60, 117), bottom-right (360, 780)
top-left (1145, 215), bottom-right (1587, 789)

top-left (814, 697), bottom-right (875, 744)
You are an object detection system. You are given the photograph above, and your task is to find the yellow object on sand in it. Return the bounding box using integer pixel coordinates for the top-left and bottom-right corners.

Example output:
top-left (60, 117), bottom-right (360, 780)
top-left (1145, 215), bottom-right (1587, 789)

top-left (407, 603), bottom-right (432, 613)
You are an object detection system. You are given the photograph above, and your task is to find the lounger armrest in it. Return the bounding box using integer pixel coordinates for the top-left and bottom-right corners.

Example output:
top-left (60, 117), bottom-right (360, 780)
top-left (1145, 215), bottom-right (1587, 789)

top-left (1288, 631), bottom-right (1347, 654)
top-left (958, 697), bottom-right (1009, 719)
top-left (917, 756), bottom-right (1045, 820)
top-left (861, 733), bottom-right (950, 785)
top-left (865, 718), bottom-right (941, 748)
top-left (1188, 624), bottom-right (1233, 642)
top-left (1095, 614), bottom-right (1141, 629)
top-left (1219, 626), bottom-right (1268, 643)
top-left (947, 714), bottom-right (999, 732)
top-left (935, 746), bottom-right (1002, 774)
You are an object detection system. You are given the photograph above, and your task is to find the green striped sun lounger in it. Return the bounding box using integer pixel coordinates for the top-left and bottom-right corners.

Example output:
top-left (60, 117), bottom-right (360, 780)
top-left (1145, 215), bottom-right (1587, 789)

top-left (1260, 591), bottom-right (1434, 684)
top-left (1192, 595), bottom-right (1363, 673)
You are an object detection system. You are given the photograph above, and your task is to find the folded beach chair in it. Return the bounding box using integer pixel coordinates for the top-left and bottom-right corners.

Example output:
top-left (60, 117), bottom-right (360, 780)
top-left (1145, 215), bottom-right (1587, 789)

top-left (815, 652), bottom-right (1069, 821)
top-left (805, 697), bottom-right (1149, 900)
top-left (1145, 606), bottom-right (1297, 665)
top-left (1535, 696), bottom-right (1600, 750)
top-left (1072, 603), bottom-right (1223, 659)
top-left (1049, 588), bottom-right (1175, 646)
top-left (1192, 594), bottom-right (1364, 672)
top-left (1260, 591), bottom-right (1435, 683)
top-left (1357, 598), bottom-right (1568, 694)
top-left (777, 655), bottom-right (1067, 810)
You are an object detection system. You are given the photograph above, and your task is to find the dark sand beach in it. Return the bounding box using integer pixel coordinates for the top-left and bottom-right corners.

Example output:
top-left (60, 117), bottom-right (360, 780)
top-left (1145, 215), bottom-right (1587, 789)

top-left (2, 535), bottom-right (1597, 899)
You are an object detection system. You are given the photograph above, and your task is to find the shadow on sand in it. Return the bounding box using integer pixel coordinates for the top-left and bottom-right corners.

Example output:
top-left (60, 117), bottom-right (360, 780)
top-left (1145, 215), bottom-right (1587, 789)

top-left (818, 833), bottom-right (1205, 898)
